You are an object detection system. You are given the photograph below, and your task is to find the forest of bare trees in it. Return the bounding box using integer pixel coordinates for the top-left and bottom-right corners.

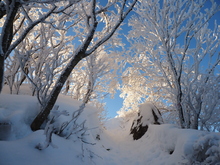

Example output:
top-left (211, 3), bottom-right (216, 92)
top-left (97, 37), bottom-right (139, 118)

top-left (0, 0), bottom-right (219, 132)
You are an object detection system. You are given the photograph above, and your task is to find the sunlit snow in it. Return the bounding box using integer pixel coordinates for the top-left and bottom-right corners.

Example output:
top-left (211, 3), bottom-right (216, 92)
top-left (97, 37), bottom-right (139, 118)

top-left (0, 92), bottom-right (220, 165)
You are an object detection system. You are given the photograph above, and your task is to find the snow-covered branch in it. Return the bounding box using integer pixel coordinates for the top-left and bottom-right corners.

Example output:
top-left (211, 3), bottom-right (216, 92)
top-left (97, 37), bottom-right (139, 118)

top-left (121, 0), bottom-right (220, 129)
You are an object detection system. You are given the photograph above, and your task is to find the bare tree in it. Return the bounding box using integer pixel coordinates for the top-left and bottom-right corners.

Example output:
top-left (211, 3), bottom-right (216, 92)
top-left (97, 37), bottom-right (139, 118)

top-left (0, 0), bottom-right (81, 92)
top-left (121, 0), bottom-right (220, 129)
top-left (30, 0), bottom-right (137, 131)
top-left (4, 21), bottom-right (74, 96)
top-left (0, 0), bottom-right (137, 131)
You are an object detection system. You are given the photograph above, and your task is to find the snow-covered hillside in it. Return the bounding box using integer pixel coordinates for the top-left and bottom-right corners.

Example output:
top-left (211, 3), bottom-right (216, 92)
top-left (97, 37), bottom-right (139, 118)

top-left (0, 94), bottom-right (220, 165)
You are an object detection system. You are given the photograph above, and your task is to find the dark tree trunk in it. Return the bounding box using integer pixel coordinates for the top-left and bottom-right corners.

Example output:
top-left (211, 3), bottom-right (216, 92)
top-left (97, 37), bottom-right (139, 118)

top-left (176, 74), bottom-right (185, 129)
top-left (0, 55), bottom-right (4, 93)
top-left (0, 1), bottom-right (20, 93)
top-left (0, 3), bottom-right (6, 19)
top-left (31, 53), bottom-right (86, 131)
top-left (30, 0), bottom-right (137, 131)
top-left (64, 80), bottom-right (70, 95)
top-left (31, 0), bottom-right (98, 131)
top-left (191, 114), bottom-right (199, 130)
top-left (83, 80), bottom-right (94, 104)
top-left (177, 92), bottom-right (185, 128)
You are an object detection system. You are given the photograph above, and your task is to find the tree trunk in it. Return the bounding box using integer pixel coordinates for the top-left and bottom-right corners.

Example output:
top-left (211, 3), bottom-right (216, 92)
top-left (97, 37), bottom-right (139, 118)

top-left (0, 55), bottom-right (4, 93)
top-left (64, 80), bottom-right (70, 95)
top-left (0, 3), bottom-right (6, 19)
top-left (31, 0), bottom-right (98, 131)
top-left (31, 52), bottom-right (87, 131)
top-left (83, 80), bottom-right (94, 104)
top-left (177, 91), bottom-right (185, 128)
top-left (30, 0), bottom-right (137, 131)
top-left (0, 1), bottom-right (20, 93)
top-left (192, 114), bottom-right (199, 130)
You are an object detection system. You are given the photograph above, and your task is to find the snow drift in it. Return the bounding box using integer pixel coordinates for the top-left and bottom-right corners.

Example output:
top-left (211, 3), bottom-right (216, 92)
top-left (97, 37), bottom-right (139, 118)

top-left (0, 94), bottom-right (220, 165)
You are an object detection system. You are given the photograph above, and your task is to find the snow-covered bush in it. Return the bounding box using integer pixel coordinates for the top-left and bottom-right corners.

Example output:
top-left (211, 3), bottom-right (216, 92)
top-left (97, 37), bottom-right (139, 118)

top-left (192, 133), bottom-right (220, 164)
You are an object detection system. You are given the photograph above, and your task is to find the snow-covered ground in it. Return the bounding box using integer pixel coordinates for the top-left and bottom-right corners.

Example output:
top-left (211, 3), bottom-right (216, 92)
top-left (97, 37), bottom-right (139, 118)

top-left (0, 93), bottom-right (220, 165)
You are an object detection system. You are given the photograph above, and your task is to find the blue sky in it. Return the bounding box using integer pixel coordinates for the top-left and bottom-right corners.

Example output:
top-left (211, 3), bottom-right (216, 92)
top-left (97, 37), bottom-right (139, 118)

top-left (104, 0), bottom-right (220, 118)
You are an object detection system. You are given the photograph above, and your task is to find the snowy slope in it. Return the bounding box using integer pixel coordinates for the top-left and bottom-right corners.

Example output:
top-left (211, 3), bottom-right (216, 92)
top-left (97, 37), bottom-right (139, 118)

top-left (0, 93), bottom-right (220, 165)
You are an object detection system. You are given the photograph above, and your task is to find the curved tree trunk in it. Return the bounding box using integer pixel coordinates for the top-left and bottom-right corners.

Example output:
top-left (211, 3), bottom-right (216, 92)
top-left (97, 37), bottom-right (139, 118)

top-left (31, 52), bottom-right (89, 131)
top-left (30, 0), bottom-right (138, 131)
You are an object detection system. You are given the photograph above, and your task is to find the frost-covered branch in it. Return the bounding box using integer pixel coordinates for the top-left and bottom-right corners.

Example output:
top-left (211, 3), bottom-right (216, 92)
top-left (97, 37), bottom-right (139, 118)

top-left (31, 0), bottom-right (137, 131)
top-left (121, 0), bottom-right (220, 129)
top-left (5, 6), bottom-right (57, 59)
top-left (86, 0), bottom-right (138, 55)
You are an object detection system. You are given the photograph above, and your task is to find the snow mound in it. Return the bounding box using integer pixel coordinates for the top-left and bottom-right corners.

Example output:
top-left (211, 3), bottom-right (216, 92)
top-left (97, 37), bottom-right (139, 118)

top-left (130, 102), bottom-right (163, 140)
top-left (138, 102), bottom-right (163, 125)
top-left (0, 94), bottom-right (220, 165)
top-left (0, 94), bottom-right (39, 140)
top-left (142, 124), bottom-right (220, 164)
